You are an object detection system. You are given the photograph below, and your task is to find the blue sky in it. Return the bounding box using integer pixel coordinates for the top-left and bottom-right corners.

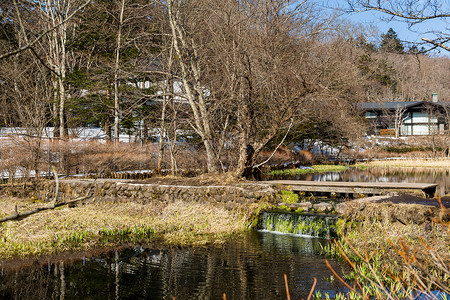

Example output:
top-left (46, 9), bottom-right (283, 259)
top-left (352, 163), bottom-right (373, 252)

top-left (319, 0), bottom-right (449, 55)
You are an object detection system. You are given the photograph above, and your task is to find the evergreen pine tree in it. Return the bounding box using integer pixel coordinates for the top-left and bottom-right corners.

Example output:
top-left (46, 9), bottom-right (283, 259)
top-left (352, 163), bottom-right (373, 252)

top-left (380, 28), bottom-right (404, 54)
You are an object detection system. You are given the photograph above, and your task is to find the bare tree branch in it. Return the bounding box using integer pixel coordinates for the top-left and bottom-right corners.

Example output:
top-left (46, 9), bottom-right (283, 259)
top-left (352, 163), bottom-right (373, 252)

top-left (345, 0), bottom-right (450, 53)
top-left (253, 118), bottom-right (294, 169)
top-left (421, 37), bottom-right (450, 52)
top-left (0, 0), bottom-right (91, 60)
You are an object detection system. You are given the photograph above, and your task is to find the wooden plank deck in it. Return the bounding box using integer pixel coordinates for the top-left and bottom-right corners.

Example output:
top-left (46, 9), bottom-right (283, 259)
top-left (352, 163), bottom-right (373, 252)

top-left (263, 180), bottom-right (438, 198)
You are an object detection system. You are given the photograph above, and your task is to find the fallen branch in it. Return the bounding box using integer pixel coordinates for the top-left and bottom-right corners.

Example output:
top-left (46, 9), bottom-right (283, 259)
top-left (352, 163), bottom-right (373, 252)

top-left (0, 188), bottom-right (93, 224)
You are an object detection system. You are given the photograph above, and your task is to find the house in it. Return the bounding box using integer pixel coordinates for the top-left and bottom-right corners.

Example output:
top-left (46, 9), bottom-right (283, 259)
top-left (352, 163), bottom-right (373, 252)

top-left (357, 97), bottom-right (450, 136)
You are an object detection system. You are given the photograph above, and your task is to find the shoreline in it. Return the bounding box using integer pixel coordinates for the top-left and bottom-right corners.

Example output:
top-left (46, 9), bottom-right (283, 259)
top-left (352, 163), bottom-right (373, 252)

top-left (355, 158), bottom-right (450, 168)
top-left (0, 169), bottom-right (448, 297)
top-left (1, 162), bottom-right (448, 260)
top-left (0, 177), bottom-right (279, 260)
top-left (0, 198), bottom-right (260, 260)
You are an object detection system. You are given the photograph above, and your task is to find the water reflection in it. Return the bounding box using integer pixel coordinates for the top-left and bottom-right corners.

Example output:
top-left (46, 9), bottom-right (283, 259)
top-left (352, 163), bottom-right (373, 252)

top-left (269, 167), bottom-right (450, 195)
top-left (0, 232), bottom-right (346, 299)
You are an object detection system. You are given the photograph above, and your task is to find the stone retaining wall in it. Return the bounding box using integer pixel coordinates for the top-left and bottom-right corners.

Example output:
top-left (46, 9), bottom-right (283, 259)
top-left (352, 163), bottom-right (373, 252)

top-left (37, 179), bottom-right (282, 208)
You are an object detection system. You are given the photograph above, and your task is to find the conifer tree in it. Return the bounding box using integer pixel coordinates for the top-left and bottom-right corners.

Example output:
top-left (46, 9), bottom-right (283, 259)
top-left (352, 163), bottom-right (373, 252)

top-left (380, 28), bottom-right (404, 54)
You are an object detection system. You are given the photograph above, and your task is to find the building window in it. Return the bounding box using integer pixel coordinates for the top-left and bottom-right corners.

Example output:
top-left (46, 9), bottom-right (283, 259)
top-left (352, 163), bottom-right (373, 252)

top-left (413, 125), bottom-right (430, 135)
top-left (365, 112), bottom-right (377, 119)
top-left (402, 125), bottom-right (412, 135)
top-left (412, 112), bottom-right (429, 123)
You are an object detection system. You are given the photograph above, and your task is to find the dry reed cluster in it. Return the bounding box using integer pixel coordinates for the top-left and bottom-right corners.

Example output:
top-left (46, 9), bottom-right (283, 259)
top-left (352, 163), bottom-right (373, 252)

top-left (325, 195), bottom-right (450, 299)
top-left (0, 137), bottom-right (210, 181)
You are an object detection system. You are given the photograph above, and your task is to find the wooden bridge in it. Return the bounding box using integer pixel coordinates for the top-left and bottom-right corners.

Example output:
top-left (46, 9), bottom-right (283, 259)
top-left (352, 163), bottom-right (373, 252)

top-left (263, 180), bottom-right (438, 198)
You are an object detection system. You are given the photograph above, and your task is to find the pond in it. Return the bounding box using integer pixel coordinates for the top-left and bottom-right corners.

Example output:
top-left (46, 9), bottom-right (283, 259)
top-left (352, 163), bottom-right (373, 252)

top-left (267, 166), bottom-right (450, 195)
top-left (7, 166), bottom-right (446, 299)
top-left (0, 231), bottom-right (347, 299)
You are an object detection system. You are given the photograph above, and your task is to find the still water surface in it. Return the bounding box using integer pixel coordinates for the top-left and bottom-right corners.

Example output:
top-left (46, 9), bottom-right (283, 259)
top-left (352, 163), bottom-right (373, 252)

top-left (0, 231), bottom-right (346, 299)
top-left (269, 167), bottom-right (450, 194)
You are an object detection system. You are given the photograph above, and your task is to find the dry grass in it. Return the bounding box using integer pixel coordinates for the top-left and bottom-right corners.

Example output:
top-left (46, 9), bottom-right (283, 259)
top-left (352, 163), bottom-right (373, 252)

top-left (0, 196), bottom-right (255, 259)
top-left (329, 201), bottom-right (450, 298)
top-left (357, 159), bottom-right (450, 168)
top-left (0, 137), bottom-right (210, 180)
top-left (151, 200), bottom-right (255, 245)
top-left (338, 216), bottom-right (449, 267)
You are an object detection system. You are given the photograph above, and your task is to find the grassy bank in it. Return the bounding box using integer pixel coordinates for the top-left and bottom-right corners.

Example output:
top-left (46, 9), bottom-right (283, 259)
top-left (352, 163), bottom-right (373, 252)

top-left (268, 165), bottom-right (352, 176)
top-left (0, 195), bottom-right (260, 259)
top-left (323, 205), bottom-right (450, 298)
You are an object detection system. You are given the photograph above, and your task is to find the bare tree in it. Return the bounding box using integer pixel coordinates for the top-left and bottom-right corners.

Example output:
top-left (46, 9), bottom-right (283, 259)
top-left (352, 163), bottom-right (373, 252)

top-left (162, 0), bottom-right (366, 176)
top-left (202, 0), bottom-right (347, 177)
top-left (0, 49), bottom-right (52, 180)
top-left (166, 0), bottom-right (217, 172)
top-left (0, 0), bottom-right (90, 60)
top-left (113, 0), bottom-right (126, 145)
top-left (393, 105), bottom-right (408, 138)
top-left (345, 0), bottom-right (450, 53)
top-left (34, 0), bottom-right (93, 138)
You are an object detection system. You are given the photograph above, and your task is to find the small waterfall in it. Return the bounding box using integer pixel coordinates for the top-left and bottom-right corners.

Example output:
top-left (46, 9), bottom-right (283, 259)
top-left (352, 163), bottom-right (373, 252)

top-left (258, 211), bottom-right (338, 238)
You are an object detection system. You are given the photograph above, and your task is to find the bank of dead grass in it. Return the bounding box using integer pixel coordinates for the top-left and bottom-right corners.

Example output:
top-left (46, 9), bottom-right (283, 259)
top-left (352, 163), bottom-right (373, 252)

top-left (332, 202), bottom-right (450, 297)
top-left (340, 217), bottom-right (450, 266)
top-left (0, 197), bottom-right (255, 259)
top-left (357, 159), bottom-right (450, 168)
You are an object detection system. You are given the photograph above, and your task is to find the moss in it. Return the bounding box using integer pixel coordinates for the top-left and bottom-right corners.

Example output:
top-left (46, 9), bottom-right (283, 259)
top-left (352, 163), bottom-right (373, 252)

top-left (266, 213), bottom-right (334, 238)
top-left (277, 205), bottom-right (291, 212)
top-left (280, 190), bottom-right (299, 204)
top-left (335, 218), bottom-right (346, 236)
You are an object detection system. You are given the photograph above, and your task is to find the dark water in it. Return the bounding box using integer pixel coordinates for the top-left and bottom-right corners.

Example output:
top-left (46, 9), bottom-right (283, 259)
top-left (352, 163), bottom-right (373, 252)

top-left (269, 167), bottom-right (450, 194)
top-left (0, 231), bottom-right (346, 300)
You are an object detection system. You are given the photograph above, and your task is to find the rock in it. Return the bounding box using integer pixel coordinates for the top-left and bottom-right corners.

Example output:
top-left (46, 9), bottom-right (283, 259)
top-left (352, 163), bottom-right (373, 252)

top-left (313, 202), bottom-right (333, 213)
top-left (335, 203), bottom-right (348, 214)
top-left (298, 202), bottom-right (313, 209)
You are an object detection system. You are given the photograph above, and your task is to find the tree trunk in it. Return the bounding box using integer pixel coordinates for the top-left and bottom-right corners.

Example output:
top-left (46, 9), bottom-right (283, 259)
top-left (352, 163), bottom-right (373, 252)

top-left (114, 0), bottom-right (125, 145)
top-left (104, 116), bottom-right (112, 141)
top-left (104, 88), bottom-right (112, 141)
top-left (167, 0), bottom-right (217, 172)
top-left (58, 76), bottom-right (66, 138)
top-left (158, 39), bottom-right (174, 173)
top-left (52, 78), bottom-right (60, 138)
top-left (235, 140), bottom-right (255, 179)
